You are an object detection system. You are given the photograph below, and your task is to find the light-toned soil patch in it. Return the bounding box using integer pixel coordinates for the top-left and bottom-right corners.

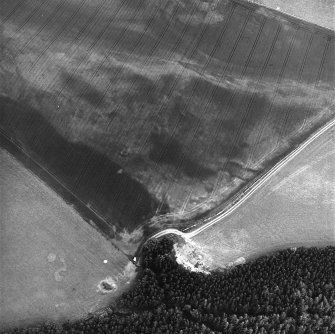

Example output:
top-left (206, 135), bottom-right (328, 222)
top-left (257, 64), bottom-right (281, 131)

top-left (191, 126), bottom-right (335, 269)
top-left (173, 237), bottom-right (212, 274)
top-left (0, 149), bottom-right (135, 331)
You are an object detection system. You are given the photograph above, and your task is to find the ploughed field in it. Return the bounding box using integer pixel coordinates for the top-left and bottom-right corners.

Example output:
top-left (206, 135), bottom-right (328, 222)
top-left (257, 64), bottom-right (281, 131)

top-left (0, 149), bottom-right (134, 331)
top-left (186, 124), bottom-right (335, 270)
top-left (0, 0), bottom-right (334, 243)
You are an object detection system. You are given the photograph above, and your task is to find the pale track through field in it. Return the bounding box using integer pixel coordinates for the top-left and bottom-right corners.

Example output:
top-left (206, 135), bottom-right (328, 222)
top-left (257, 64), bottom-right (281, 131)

top-left (150, 118), bottom-right (335, 242)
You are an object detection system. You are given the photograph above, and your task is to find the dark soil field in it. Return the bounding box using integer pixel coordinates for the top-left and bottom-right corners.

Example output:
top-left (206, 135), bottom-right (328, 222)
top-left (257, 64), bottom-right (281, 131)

top-left (0, 0), bottom-right (334, 241)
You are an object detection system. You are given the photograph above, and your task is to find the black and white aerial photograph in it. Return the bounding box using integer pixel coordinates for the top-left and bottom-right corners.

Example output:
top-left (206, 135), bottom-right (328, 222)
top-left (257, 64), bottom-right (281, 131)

top-left (0, 0), bottom-right (334, 333)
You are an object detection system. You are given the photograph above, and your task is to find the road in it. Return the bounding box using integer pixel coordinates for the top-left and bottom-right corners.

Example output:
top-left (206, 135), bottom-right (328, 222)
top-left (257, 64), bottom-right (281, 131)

top-left (150, 118), bottom-right (335, 242)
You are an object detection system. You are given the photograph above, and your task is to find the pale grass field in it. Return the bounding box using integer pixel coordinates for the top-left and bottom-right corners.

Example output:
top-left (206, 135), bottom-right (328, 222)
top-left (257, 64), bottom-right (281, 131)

top-left (0, 150), bottom-right (134, 331)
top-left (248, 0), bottom-right (335, 30)
top-left (190, 127), bottom-right (335, 269)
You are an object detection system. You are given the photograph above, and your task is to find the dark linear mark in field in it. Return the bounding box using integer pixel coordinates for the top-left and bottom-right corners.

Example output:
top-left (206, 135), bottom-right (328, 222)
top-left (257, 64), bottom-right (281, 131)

top-left (122, 73), bottom-right (158, 109)
top-left (186, 76), bottom-right (268, 145)
top-left (61, 72), bottom-right (106, 108)
top-left (225, 161), bottom-right (257, 181)
top-left (0, 97), bottom-right (167, 232)
top-left (149, 131), bottom-right (215, 179)
top-left (20, 0), bottom-right (75, 51)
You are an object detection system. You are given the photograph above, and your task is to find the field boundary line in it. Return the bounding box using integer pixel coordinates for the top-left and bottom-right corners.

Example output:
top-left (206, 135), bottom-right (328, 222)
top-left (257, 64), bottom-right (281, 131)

top-left (0, 126), bottom-right (133, 259)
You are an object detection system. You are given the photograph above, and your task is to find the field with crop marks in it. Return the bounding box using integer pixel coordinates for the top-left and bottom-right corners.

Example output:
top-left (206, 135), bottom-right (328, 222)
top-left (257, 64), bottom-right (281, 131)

top-left (0, 149), bottom-right (134, 331)
top-left (0, 0), bottom-right (334, 241)
top-left (185, 125), bottom-right (335, 271)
